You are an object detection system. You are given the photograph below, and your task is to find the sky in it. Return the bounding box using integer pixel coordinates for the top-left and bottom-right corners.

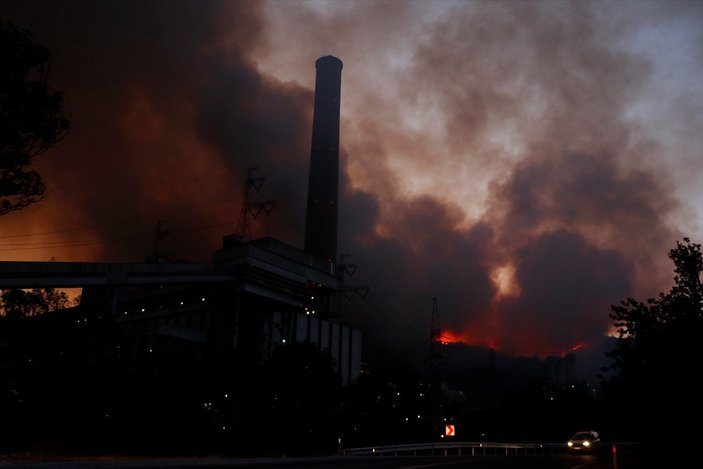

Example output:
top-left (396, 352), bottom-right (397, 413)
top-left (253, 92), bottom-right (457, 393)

top-left (1, 0), bottom-right (702, 362)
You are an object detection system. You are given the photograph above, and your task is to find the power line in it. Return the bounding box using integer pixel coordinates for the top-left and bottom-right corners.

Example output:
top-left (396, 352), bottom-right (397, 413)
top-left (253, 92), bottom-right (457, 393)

top-left (0, 233), bottom-right (150, 252)
top-left (0, 198), bottom-right (233, 240)
top-left (0, 220), bottom-right (238, 252)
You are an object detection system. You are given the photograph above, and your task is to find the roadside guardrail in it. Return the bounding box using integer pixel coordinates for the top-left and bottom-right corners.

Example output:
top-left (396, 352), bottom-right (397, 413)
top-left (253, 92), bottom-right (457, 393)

top-left (344, 441), bottom-right (643, 457)
top-left (344, 441), bottom-right (567, 456)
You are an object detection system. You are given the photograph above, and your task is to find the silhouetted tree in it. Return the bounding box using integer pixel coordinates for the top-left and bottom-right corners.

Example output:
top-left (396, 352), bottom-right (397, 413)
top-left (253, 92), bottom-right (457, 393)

top-left (603, 238), bottom-right (702, 446)
top-left (0, 287), bottom-right (74, 318)
top-left (1, 22), bottom-right (70, 215)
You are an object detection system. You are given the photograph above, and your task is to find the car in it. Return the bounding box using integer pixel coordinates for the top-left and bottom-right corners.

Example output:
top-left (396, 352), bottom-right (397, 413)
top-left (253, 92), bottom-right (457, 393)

top-left (567, 430), bottom-right (600, 452)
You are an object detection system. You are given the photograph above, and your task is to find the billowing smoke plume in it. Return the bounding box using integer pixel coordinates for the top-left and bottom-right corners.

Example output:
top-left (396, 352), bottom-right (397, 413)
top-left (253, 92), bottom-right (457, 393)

top-left (2, 0), bottom-right (700, 361)
top-left (1, 0), bottom-right (313, 261)
top-left (327, 1), bottom-right (689, 359)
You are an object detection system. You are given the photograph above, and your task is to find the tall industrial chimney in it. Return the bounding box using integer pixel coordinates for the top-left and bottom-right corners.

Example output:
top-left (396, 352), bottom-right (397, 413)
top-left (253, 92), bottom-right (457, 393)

top-left (304, 55), bottom-right (343, 265)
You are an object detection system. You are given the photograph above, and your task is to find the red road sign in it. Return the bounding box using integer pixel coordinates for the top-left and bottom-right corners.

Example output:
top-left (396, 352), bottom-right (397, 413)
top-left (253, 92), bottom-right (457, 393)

top-left (445, 424), bottom-right (455, 437)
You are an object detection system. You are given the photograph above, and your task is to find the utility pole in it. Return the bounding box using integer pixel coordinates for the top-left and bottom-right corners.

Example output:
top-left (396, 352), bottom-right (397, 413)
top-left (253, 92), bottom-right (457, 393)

top-left (430, 296), bottom-right (441, 370)
top-left (429, 297), bottom-right (443, 436)
top-left (339, 253), bottom-right (369, 300)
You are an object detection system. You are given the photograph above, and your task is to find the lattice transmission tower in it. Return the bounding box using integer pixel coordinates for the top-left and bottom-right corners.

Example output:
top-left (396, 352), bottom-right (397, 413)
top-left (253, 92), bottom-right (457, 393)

top-left (236, 167), bottom-right (275, 241)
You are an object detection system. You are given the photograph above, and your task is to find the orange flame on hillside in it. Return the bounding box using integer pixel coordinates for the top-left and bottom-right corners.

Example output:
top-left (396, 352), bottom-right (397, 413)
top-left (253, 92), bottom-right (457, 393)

top-left (439, 330), bottom-right (466, 345)
top-left (439, 330), bottom-right (500, 350)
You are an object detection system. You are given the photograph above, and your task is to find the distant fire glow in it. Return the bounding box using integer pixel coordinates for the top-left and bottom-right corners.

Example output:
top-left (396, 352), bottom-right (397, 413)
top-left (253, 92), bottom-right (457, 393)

top-left (440, 330), bottom-right (499, 350)
top-left (560, 342), bottom-right (586, 357)
top-left (440, 330), bottom-right (465, 345)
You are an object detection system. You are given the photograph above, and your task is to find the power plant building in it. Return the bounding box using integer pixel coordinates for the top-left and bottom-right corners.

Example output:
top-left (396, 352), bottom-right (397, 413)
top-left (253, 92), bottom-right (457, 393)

top-left (96, 235), bottom-right (361, 385)
top-left (0, 55), bottom-right (360, 385)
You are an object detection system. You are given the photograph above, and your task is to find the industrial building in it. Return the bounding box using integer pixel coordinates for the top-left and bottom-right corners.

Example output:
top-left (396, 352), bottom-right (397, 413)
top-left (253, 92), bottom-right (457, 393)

top-left (0, 55), bottom-right (361, 386)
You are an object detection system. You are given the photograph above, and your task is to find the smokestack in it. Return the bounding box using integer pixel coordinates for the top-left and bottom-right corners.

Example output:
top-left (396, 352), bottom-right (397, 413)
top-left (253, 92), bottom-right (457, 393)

top-left (304, 55), bottom-right (343, 265)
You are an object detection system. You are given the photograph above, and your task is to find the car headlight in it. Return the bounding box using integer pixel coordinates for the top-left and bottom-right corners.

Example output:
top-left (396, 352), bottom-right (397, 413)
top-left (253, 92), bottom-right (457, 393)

top-left (567, 441), bottom-right (573, 447)
top-left (583, 441), bottom-right (590, 447)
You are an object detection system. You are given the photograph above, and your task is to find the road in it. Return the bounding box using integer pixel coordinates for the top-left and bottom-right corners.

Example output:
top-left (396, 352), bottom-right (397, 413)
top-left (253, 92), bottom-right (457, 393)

top-left (0, 451), bottom-right (656, 469)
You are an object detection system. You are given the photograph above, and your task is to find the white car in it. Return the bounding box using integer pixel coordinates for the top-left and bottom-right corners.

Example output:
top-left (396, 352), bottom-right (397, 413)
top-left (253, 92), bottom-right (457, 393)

top-left (567, 431), bottom-right (600, 452)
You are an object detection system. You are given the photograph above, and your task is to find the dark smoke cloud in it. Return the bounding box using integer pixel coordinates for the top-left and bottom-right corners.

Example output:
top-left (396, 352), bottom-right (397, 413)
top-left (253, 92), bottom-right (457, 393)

top-left (339, 189), bottom-right (496, 362)
top-left (494, 230), bottom-right (633, 355)
top-left (489, 151), bottom-right (677, 279)
top-left (192, 53), bottom-right (314, 247)
top-left (1, 0), bottom-right (699, 363)
top-left (1, 0), bottom-right (309, 261)
top-left (333, 0), bottom-right (685, 359)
